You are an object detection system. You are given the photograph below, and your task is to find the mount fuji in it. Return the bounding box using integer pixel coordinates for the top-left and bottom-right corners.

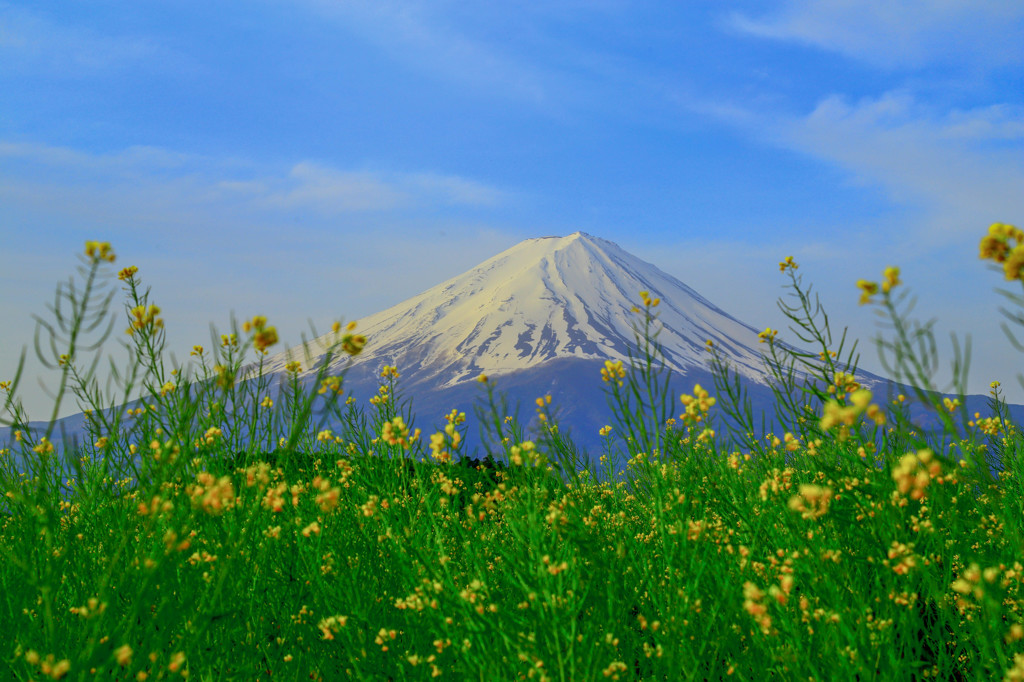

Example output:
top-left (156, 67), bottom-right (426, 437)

top-left (254, 231), bottom-right (808, 390)
top-left (234, 231), bottom-right (1013, 467)
top-left (4, 231), bottom-right (1022, 477)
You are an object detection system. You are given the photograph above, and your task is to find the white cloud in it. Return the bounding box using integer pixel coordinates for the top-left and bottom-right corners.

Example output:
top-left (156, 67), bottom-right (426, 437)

top-left (775, 92), bottom-right (1024, 242)
top-left (299, 0), bottom-right (550, 102)
top-left (0, 3), bottom-right (177, 74)
top-left (728, 0), bottom-right (1024, 69)
top-left (0, 141), bottom-right (509, 217)
top-left (264, 163), bottom-right (410, 213)
top-left (407, 172), bottom-right (505, 207)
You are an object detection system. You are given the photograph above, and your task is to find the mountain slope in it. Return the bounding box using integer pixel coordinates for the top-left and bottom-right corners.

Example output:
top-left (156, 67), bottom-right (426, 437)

top-left (249, 231), bottom-right (875, 393)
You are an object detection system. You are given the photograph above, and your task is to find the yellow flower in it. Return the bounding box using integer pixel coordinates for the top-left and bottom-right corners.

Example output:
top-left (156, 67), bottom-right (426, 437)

top-left (382, 416), bottom-right (410, 447)
top-left (601, 360), bottom-right (626, 386)
top-left (118, 265), bottom-right (138, 281)
top-left (856, 279), bottom-right (879, 305)
top-left (253, 326), bottom-right (278, 351)
top-left (341, 334), bottom-right (366, 356)
top-left (1005, 245), bottom-right (1024, 282)
top-left (85, 240), bottom-right (116, 263)
top-left (881, 266), bottom-right (901, 294)
top-left (444, 409), bottom-right (466, 425)
top-left (114, 644), bottom-right (133, 667)
top-left (242, 315), bottom-right (268, 333)
top-left (639, 290), bottom-right (660, 307)
top-left (979, 222), bottom-right (1023, 267)
top-left (787, 484), bottom-right (834, 520)
top-left (33, 437), bottom-right (55, 455)
top-left (319, 376), bottom-right (343, 396)
top-left (126, 304), bottom-right (164, 336)
top-left (778, 256), bottom-right (798, 272)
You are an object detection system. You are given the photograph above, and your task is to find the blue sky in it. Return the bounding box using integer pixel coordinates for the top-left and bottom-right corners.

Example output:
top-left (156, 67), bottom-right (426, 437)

top-left (2, 0), bottom-right (1023, 422)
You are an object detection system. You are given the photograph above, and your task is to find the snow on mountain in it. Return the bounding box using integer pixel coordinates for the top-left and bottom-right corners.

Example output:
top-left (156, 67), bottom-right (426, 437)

top-left (248, 231), bottom-right (843, 392)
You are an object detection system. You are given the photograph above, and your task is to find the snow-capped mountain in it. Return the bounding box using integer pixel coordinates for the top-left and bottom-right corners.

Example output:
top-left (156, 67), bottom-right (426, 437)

top-left (4, 231), bottom-right (1018, 481)
top-left (251, 231), bottom-right (848, 392)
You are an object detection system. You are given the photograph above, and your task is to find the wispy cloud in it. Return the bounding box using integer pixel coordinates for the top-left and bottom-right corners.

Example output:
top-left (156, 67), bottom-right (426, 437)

top-left (774, 92), bottom-right (1024, 241)
top-left (729, 0), bottom-right (1024, 69)
top-left (224, 162), bottom-right (508, 215)
top-left (0, 142), bottom-right (509, 218)
top-left (0, 3), bottom-right (175, 74)
top-left (299, 0), bottom-right (551, 102)
top-left (727, 0), bottom-right (1024, 69)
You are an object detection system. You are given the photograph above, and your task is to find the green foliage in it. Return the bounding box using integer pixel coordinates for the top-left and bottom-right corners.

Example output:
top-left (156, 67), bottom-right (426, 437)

top-left (2, 237), bottom-right (1024, 681)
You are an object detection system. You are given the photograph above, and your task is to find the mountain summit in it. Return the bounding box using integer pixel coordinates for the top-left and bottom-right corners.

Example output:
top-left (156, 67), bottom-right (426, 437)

top-left (253, 231), bottom-right (826, 392)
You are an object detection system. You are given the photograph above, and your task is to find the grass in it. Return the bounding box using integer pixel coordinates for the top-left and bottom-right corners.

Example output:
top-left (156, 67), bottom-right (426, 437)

top-left (2, 226), bottom-right (1024, 681)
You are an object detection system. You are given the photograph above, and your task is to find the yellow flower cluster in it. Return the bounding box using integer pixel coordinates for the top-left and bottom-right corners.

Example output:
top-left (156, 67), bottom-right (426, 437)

top-left (886, 541), bottom-right (917, 576)
top-left (535, 394), bottom-right (552, 423)
top-left (117, 265), bottom-right (138, 281)
top-left (318, 375), bottom-right (343, 396)
top-left (126, 304), bottom-right (163, 336)
top-left (382, 416), bottom-right (416, 448)
top-left (84, 240), bottom-right (116, 263)
top-left (891, 448), bottom-right (942, 501)
top-left (741, 582), bottom-right (774, 636)
top-left (856, 266), bottom-right (901, 305)
top-left (213, 364), bottom-right (235, 391)
top-left (601, 360), bottom-right (626, 387)
top-left (369, 384), bottom-right (389, 406)
top-left (429, 417), bottom-right (463, 463)
top-left (337, 321), bottom-right (366, 356)
top-left (819, 388), bottom-right (885, 442)
top-left (979, 222), bottom-right (1024, 280)
top-left (318, 615), bottom-right (349, 641)
top-left (243, 315), bottom-right (279, 352)
top-left (778, 256), bottom-right (798, 272)
top-left (33, 436), bottom-right (55, 456)
top-left (22, 651), bottom-right (71, 679)
top-left (757, 328), bottom-right (778, 344)
top-left (508, 440), bottom-right (540, 467)
top-left (186, 471), bottom-right (236, 515)
top-left (679, 384), bottom-right (716, 427)
top-left (312, 475), bottom-right (342, 513)
top-left (786, 484), bottom-right (834, 520)
top-left (639, 290), bottom-right (660, 307)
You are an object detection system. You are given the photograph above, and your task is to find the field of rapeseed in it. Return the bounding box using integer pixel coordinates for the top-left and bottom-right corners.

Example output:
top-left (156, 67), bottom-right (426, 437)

top-left (2, 226), bottom-right (1024, 680)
